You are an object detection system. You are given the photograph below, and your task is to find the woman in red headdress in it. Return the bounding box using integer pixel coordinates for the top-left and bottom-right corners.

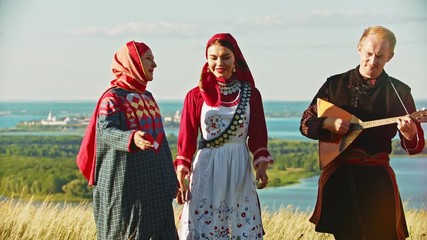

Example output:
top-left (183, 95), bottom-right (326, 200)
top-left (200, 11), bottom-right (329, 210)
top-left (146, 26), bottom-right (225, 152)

top-left (76, 41), bottom-right (178, 239)
top-left (175, 33), bottom-right (273, 239)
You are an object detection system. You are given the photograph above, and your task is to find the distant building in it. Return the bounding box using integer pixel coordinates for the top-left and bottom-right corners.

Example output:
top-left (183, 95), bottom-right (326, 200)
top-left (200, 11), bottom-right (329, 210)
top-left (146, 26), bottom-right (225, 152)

top-left (173, 110), bottom-right (181, 122)
top-left (40, 111), bottom-right (66, 125)
top-left (38, 111), bottom-right (87, 126)
top-left (163, 110), bottom-right (181, 128)
top-left (164, 110), bottom-right (181, 123)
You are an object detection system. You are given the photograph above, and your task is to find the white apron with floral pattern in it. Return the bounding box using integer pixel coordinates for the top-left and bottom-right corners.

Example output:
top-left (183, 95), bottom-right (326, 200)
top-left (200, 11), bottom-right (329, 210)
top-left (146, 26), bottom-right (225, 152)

top-left (178, 99), bottom-right (264, 240)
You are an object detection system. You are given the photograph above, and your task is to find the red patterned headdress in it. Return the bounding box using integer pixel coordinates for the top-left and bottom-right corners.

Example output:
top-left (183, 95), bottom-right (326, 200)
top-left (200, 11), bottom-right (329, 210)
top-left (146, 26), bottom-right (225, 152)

top-left (111, 41), bottom-right (150, 93)
top-left (199, 33), bottom-right (255, 106)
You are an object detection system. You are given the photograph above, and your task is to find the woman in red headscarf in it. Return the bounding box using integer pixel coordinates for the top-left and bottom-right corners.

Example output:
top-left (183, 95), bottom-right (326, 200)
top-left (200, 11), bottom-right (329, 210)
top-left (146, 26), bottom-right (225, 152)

top-left (175, 33), bottom-right (273, 239)
top-left (76, 41), bottom-right (178, 239)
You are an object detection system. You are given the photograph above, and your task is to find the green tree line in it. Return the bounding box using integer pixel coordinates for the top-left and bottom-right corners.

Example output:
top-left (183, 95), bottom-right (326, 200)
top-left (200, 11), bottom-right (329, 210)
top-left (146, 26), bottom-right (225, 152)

top-left (0, 136), bottom-right (90, 199)
top-left (0, 135), bottom-right (425, 200)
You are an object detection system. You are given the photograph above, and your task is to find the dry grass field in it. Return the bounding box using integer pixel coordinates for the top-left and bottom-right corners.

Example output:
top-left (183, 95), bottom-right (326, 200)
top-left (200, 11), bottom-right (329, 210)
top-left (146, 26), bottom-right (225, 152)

top-left (0, 197), bottom-right (426, 240)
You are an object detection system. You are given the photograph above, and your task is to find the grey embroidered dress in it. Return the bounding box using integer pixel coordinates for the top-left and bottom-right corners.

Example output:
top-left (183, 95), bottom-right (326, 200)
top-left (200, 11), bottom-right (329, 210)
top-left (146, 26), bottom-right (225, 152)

top-left (93, 88), bottom-right (177, 240)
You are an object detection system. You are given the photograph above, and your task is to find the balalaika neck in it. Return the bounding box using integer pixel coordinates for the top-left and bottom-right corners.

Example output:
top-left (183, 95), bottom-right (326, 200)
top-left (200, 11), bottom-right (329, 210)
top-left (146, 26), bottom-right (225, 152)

top-left (359, 116), bottom-right (402, 129)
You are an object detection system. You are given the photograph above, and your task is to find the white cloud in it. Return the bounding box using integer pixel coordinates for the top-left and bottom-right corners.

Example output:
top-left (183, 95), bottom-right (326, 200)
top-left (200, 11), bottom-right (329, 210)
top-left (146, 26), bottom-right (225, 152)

top-left (238, 15), bottom-right (284, 26)
top-left (66, 11), bottom-right (427, 39)
top-left (68, 20), bottom-right (199, 38)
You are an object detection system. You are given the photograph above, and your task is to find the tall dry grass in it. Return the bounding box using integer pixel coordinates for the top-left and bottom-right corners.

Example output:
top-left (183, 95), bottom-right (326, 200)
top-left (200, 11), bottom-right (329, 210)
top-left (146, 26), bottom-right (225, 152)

top-left (0, 197), bottom-right (426, 239)
top-left (0, 196), bottom-right (95, 240)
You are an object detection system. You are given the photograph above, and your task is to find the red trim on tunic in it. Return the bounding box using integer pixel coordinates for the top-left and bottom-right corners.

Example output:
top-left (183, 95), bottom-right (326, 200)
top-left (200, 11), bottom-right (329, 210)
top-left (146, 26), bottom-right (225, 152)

top-left (76, 87), bottom-right (113, 185)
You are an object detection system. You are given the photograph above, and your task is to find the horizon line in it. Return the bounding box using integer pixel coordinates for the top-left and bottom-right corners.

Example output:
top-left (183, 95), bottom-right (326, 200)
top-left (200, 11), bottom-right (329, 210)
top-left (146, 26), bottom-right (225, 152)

top-left (0, 99), bottom-right (314, 103)
top-left (1, 98), bottom-right (427, 103)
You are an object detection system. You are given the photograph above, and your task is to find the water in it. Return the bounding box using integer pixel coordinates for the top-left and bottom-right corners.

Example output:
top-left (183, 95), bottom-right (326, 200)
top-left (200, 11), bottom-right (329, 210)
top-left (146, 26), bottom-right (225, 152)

top-left (1, 100), bottom-right (426, 211)
top-left (0, 101), bottom-right (309, 140)
top-left (0, 101), bottom-right (94, 129)
top-left (266, 117), bottom-right (306, 140)
top-left (258, 175), bottom-right (319, 212)
top-left (257, 156), bottom-right (427, 211)
top-left (1, 100), bottom-right (426, 136)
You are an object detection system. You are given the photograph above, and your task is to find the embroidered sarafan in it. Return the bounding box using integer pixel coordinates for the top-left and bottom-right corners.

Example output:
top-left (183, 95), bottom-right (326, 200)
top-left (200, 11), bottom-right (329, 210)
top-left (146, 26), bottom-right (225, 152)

top-left (175, 33), bottom-right (273, 239)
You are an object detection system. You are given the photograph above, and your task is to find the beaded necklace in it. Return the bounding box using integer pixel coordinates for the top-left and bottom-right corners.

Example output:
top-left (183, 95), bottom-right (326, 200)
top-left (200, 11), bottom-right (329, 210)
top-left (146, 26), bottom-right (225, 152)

top-left (218, 80), bottom-right (241, 95)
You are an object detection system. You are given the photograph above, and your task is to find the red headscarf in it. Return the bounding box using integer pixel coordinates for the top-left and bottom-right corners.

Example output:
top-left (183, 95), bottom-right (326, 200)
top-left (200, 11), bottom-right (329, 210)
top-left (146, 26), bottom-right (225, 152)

top-left (76, 41), bottom-right (150, 185)
top-left (199, 33), bottom-right (255, 107)
top-left (110, 41), bottom-right (150, 93)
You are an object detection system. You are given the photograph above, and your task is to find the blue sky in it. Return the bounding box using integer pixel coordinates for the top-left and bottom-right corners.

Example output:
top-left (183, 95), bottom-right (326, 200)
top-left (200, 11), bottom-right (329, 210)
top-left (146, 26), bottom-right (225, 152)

top-left (0, 0), bottom-right (426, 101)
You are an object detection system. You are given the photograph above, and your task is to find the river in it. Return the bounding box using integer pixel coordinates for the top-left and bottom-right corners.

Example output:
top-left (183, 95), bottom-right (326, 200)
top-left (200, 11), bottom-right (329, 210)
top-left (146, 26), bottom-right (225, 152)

top-left (258, 156), bottom-right (427, 212)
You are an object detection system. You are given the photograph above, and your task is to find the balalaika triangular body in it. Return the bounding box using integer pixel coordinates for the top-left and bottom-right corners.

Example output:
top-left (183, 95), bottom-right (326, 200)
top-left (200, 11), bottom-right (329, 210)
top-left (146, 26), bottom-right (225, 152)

top-left (316, 98), bottom-right (427, 169)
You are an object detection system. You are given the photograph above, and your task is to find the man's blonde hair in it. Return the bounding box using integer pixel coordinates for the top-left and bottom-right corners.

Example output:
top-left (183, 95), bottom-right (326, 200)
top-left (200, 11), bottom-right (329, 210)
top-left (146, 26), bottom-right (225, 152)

top-left (358, 26), bottom-right (397, 54)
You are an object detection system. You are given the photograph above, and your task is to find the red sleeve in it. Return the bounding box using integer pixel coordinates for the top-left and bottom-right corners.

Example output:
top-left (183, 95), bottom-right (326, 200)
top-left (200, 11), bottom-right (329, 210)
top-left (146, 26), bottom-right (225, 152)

top-left (399, 92), bottom-right (425, 154)
top-left (247, 88), bottom-right (273, 167)
top-left (401, 123), bottom-right (425, 155)
top-left (174, 87), bottom-right (204, 173)
top-left (299, 81), bottom-right (334, 141)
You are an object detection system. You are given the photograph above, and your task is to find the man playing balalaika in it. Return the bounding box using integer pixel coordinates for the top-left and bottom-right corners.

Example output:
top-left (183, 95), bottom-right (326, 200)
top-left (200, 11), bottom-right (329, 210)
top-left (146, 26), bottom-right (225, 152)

top-left (300, 26), bottom-right (425, 240)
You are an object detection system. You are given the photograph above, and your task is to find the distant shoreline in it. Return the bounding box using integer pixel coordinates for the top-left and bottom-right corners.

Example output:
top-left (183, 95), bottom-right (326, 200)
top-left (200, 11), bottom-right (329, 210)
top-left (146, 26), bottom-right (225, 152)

top-left (1, 99), bottom-right (427, 103)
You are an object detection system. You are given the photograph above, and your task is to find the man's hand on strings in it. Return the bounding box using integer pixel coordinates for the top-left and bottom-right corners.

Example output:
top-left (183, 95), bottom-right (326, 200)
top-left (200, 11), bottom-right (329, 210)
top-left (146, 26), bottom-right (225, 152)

top-left (397, 116), bottom-right (418, 141)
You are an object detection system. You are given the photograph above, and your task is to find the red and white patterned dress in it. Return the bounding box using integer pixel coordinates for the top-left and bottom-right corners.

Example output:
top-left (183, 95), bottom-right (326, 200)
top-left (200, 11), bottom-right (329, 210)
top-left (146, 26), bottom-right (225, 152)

top-left (175, 82), bottom-right (273, 239)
